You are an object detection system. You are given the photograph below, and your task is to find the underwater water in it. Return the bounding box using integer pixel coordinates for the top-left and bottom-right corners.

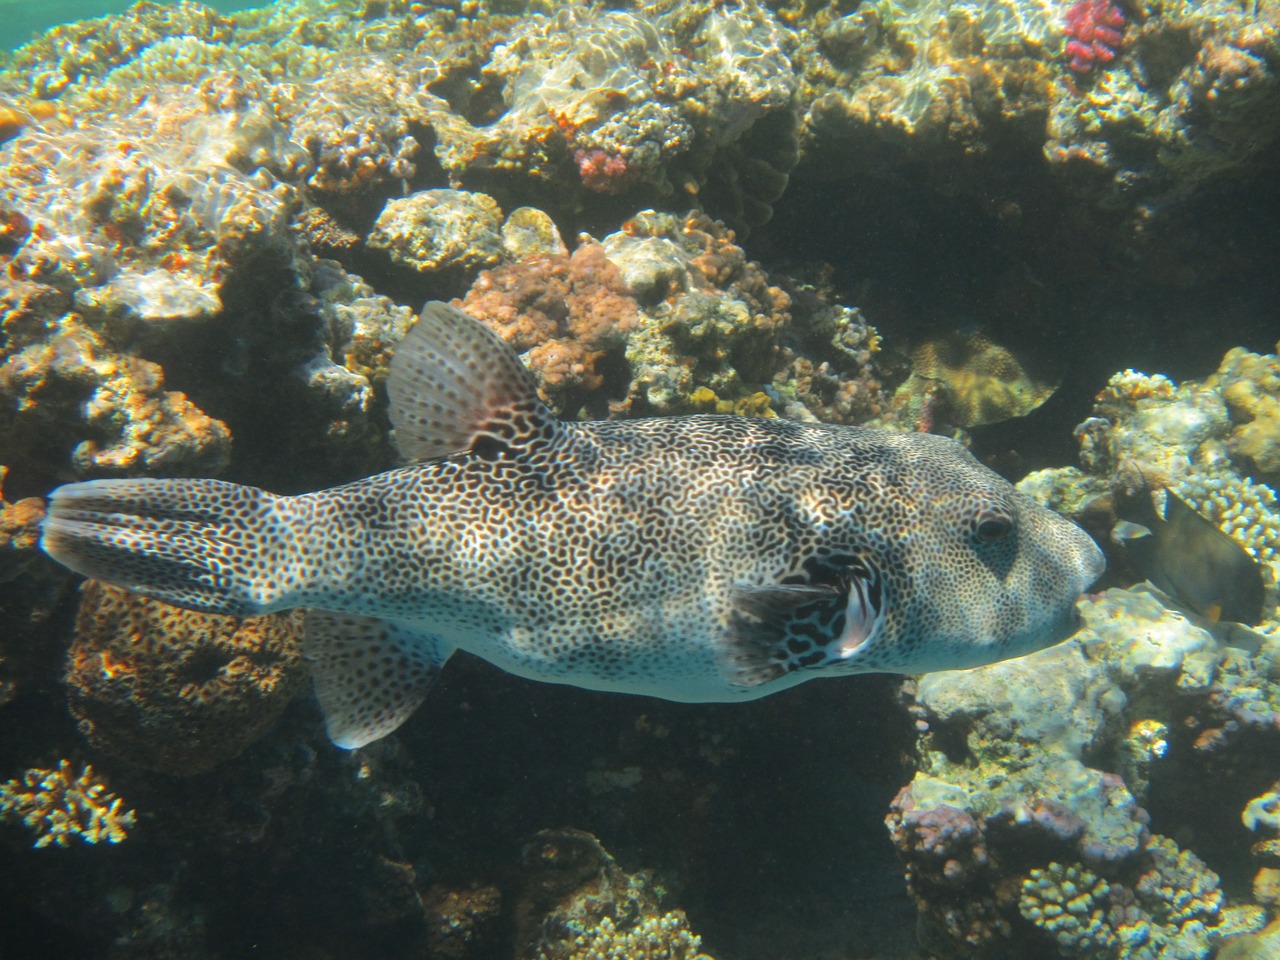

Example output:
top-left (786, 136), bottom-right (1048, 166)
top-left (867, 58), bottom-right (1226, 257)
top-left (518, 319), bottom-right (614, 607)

top-left (1, 1), bottom-right (1279, 959)
top-left (0, 0), bottom-right (270, 52)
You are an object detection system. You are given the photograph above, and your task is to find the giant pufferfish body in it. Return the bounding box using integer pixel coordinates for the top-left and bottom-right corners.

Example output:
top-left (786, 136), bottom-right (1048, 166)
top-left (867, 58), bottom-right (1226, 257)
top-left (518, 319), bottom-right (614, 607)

top-left (42, 303), bottom-right (1105, 748)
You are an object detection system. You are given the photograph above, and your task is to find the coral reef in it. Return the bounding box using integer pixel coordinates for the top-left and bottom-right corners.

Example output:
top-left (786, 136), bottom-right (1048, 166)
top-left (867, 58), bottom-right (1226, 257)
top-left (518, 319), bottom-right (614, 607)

top-left (889, 575), bottom-right (1277, 956)
top-left (368, 189), bottom-right (505, 275)
top-left (1208, 345), bottom-right (1280, 485)
top-left (1024, 343), bottom-right (1280, 587)
top-left (423, 883), bottom-right (503, 960)
top-left (0, 318), bottom-right (232, 484)
top-left (1046, 0), bottom-right (1280, 200)
top-left (0, 759), bottom-right (135, 848)
top-left (65, 581), bottom-right (305, 776)
top-left (0, 1), bottom-right (1276, 956)
top-left (455, 209), bottom-right (879, 423)
top-left (514, 828), bottom-right (709, 960)
top-left (2, 73), bottom-right (299, 310)
top-left (0, 465), bottom-right (61, 714)
top-left (601, 211), bottom-right (792, 416)
top-left (2, 1), bottom-right (236, 100)
top-left (0, 466), bottom-right (44, 584)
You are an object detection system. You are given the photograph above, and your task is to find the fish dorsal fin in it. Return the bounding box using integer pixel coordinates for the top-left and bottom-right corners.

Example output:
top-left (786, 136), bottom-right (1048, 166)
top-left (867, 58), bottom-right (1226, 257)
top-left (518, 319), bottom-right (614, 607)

top-left (388, 301), bottom-right (559, 461)
top-left (723, 557), bottom-right (886, 686)
top-left (304, 611), bottom-right (454, 748)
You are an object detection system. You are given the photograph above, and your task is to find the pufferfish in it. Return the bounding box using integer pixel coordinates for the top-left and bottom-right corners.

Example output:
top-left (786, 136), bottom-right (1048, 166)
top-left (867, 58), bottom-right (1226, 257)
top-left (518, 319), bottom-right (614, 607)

top-left (41, 303), bottom-right (1105, 749)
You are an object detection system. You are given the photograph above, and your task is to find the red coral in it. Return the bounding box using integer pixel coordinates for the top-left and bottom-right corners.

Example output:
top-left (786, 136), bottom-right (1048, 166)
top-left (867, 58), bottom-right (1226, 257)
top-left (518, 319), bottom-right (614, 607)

top-left (1063, 0), bottom-right (1126, 74)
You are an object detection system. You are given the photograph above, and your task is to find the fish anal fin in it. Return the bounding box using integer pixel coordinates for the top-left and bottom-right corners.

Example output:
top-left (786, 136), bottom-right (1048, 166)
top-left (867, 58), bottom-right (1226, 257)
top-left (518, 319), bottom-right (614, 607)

top-left (388, 301), bottom-right (561, 461)
top-left (304, 610), bottom-right (454, 748)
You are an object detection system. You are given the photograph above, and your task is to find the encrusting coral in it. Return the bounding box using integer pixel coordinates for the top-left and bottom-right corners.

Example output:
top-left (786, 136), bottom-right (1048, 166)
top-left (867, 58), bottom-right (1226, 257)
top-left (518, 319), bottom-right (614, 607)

top-left (0, 318), bottom-right (231, 485)
top-left (65, 581), bottom-right (305, 776)
top-left (0, 758), bottom-right (136, 848)
top-left (368, 189), bottom-right (505, 275)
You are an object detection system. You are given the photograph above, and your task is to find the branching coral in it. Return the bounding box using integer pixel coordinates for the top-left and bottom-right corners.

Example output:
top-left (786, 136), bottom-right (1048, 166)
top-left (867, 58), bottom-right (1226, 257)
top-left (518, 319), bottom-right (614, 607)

top-left (515, 828), bottom-right (709, 960)
top-left (0, 759), bottom-right (136, 848)
top-left (1019, 861), bottom-right (1117, 954)
top-left (540, 912), bottom-right (706, 960)
top-left (1019, 837), bottom-right (1243, 960)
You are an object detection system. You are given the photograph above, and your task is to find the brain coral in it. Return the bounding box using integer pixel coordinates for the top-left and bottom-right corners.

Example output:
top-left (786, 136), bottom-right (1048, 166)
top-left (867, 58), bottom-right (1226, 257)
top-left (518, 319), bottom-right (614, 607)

top-left (66, 581), bottom-right (305, 776)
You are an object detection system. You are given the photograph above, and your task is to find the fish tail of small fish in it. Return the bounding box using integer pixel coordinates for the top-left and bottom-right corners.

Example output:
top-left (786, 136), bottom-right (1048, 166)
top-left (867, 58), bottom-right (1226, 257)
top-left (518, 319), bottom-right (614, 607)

top-left (41, 477), bottom-right (301, 618)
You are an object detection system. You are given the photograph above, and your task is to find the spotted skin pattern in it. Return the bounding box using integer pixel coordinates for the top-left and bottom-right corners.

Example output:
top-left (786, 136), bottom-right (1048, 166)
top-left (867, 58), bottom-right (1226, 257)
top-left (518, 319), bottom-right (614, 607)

top-left (43, 303), bottom-right (1105, 748)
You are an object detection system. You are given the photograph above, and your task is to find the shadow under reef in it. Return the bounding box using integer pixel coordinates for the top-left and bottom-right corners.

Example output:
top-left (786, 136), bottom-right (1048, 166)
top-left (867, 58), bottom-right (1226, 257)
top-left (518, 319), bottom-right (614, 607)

top-left (751, 158), bottom-right (1280, 475)
top-left (0, 645), bottom-right (922, 960)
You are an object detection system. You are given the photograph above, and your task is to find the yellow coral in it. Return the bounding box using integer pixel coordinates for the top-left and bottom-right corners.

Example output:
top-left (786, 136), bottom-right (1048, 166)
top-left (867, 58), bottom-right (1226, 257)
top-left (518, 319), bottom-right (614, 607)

top-left (539, 912), bottom-right (709, 960)
top-left (0, 759), bottom-right (136, 848)
top-left (1210, 345), bottom-right (1280, 478)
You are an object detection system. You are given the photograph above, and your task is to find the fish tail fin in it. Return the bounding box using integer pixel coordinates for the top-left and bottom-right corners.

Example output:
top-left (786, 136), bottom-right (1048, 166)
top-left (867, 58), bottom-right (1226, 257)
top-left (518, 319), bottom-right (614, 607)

top-left (41, 477), bottom-right (299, 617)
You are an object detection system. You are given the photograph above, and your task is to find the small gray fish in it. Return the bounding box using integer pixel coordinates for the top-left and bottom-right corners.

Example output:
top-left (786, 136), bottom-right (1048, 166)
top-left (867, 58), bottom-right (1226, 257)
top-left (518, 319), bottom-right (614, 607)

top-left (42, 303), bottom-right (1104, 748)
top-left (1113, 474), bottom-right (1266, 626)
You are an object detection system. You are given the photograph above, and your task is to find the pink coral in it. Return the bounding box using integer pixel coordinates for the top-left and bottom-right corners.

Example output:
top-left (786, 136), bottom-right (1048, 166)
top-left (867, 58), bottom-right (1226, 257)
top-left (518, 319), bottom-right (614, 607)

top-left (459, 243), bottom-right (640, 413)
top-left (1063, 0), bottom-right (1126, 74)
top-left (572, 147), bottom-right (630, 194)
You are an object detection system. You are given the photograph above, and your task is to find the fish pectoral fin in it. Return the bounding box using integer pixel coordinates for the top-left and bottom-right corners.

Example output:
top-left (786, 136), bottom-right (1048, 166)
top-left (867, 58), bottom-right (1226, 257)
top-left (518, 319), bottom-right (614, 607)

top-left (723, 559), bottom-right (886, 687)
top-left (304, 610), bottom-right (454, 749)
top-left (723, 583), bottom-right (839, 686)
top-left (1111, 519), bottom-right (1153, 543)
top-left (388, 301), bottom-right (562, 461)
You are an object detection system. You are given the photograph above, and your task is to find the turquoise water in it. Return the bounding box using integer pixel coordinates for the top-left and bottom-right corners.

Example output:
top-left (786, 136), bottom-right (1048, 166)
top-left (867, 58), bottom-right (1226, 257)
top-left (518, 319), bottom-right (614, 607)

top-left (0, 0), bottom-right (268, 51)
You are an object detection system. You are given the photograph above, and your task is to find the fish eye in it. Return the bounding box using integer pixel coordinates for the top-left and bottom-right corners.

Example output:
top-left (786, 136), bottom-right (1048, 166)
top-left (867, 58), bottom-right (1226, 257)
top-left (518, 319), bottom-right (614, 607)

top-left (973, 510), bottom-right (1014, 544)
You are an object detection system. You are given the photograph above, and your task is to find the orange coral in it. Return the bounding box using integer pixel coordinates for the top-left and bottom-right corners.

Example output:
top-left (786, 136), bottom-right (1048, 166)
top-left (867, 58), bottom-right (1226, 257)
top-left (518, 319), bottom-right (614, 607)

top-left (66, 581), bottom-right (305, 776)
top-left (0, 466), bottom-right (45, 584)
